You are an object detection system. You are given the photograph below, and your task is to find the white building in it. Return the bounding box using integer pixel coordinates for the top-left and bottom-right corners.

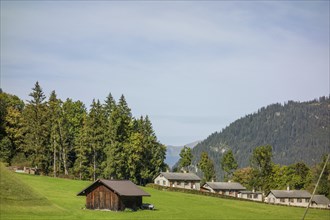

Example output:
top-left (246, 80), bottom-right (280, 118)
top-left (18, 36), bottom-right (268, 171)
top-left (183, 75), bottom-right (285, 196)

top-left (265, 189), bottom-right (311, 207)
top-left (238, 190), bottom-right (263, 202)
top-left (202, 182), bottom-right (246, 197)
top-left (154, 172), bottom-right (201, 190)
top-left (311, 195), bottom-right (330, 209)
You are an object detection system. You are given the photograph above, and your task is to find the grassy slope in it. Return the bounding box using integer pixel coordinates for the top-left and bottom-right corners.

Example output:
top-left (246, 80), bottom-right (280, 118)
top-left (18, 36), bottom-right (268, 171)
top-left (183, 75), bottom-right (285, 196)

top-left (1, 167), bottom-right (329, 220)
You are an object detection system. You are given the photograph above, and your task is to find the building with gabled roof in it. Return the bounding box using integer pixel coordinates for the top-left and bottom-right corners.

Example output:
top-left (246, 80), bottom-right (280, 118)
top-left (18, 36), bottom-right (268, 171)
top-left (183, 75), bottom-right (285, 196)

top-left (265, 189), bottom-right (311, 207)
top-left (202, 182), bottom-right (246, 197)
top-left (311, 195), bottom-right (330, 209)
top-left (238, 190), bottom-right (263, 201)
top-left (77, 179), bottom-right (150, 211)
top-left (154, 172), bottom-right (201, 190)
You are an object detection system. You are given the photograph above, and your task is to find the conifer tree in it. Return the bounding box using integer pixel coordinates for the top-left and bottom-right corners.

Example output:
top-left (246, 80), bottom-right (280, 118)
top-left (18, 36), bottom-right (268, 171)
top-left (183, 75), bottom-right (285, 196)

top-left (138, 116), bottom-right (166, 184)
top-left (61, 99), bottom-right (86, 175)
top-left (23, 82), bottom-right (51, 173)
top-left (48, 91), bottom-right (62, 177)
top-left (104, 95), bottom-right (132, 180)
top-left (104, 93), bottom-right (116, 119)
top-left (73, 113), bottom-right (90, 180)
top-left (87, 99), bottom-right (106, 180)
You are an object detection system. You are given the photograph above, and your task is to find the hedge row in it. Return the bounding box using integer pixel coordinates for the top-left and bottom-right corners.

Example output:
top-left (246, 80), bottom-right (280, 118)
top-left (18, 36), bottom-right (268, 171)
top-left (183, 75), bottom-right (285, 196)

top-left (145, 183), bottom-right (260, 202)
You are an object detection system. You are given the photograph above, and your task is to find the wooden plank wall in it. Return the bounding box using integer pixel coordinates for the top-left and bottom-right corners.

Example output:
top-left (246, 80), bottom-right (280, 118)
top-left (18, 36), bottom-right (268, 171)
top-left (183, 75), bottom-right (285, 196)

top-left (85, 183), bottom-right (144, 211)
top-left (86, 184), bottom-right (121, 210)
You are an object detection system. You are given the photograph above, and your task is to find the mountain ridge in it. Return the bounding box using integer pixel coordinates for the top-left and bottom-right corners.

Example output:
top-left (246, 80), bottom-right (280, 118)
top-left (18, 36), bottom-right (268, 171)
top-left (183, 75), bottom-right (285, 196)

top-left (184, 96), bottom-right (329, 179)
top-left (165, 140), bottom-right (201, 168)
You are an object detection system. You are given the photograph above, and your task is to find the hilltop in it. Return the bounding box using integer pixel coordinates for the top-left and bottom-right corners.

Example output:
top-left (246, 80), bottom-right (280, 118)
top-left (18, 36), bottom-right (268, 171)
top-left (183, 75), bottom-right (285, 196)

top-left (188, 97), bottom-right (329, 178)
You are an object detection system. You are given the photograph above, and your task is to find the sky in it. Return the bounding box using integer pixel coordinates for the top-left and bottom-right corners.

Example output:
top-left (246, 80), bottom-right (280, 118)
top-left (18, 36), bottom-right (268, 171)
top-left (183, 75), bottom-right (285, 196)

top-left (1, 1), bottom-right (329, 146)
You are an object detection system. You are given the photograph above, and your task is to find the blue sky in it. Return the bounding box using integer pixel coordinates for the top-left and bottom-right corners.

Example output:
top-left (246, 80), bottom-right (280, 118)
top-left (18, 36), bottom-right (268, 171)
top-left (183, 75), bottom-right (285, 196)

top-left (1, 1), bottom-right (329, 146)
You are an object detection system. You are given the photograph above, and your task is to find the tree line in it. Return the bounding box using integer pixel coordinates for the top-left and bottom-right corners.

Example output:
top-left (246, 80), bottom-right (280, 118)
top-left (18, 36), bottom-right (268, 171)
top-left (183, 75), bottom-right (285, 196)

top-left (177, 145), bottom-right (329, 198)
top-left (0, 82), bottom-right (166, 184)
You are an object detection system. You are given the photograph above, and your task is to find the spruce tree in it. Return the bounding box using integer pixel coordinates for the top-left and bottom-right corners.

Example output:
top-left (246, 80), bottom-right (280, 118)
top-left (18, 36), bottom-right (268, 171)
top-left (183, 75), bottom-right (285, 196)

top-left (48, 91), bottom-right (62, 177)
top-left (61, 99), bottom-right (86, 176)
top-left (139, 116), bottom-right (166, 184)
top-left (104, 95), bottom-right (132, 180)
top-left (23, 82), bottom-right (50, 173)
top-left (87, 99), bottom-right (106, 180)
top-left (73, 113), bottom-right (90, 180)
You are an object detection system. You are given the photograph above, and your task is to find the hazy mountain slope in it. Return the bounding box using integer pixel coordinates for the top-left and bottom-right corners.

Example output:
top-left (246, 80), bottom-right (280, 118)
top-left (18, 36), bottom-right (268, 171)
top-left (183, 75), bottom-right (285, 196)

top-left (190, 97), bottom-right (329, 179)
top-left (166, 141), bottom-right (201, 168)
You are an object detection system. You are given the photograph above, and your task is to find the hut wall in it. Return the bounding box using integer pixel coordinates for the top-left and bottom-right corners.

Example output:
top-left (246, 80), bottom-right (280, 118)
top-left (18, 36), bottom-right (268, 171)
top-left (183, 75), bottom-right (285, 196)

top-left (85, 184), bottom-right (121, 210)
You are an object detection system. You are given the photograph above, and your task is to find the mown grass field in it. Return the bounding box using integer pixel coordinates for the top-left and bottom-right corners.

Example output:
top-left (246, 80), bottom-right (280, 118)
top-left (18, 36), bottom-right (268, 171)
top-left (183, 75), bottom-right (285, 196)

top-left (1, 164), bottom-right (329, 220)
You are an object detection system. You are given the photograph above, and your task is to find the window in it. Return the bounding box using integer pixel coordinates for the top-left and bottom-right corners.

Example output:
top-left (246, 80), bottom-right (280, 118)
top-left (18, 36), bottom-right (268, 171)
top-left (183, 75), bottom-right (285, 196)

top-left (156, 180), bottom-right (160, 185)
top-left (185, 181), bottom-right (189, 186)
top-left (248, 194), bottom-right (253, 199)
top-left (253, 194), bottom-right (258, 199)
top-left (297, 198), bottom-right (302, 203)
top-left (280, 198), bottom-right (285, 203)
top-left (305, 199), bottom-right (310, 203)
top-left (163, 180), bottom-right (166, 186)
top-left (289, 198), bottom-right (294, 203)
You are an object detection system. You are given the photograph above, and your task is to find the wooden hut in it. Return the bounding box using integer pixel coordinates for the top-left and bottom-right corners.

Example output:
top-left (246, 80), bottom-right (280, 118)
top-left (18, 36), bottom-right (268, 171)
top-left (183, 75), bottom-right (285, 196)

top-left (77, 179), bottom-right (150, 211)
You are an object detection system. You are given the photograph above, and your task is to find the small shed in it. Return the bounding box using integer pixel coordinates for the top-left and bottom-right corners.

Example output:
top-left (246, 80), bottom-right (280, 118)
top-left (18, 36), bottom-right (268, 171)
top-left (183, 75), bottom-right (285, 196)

top-left (77, 179), bottom-right (150, 211)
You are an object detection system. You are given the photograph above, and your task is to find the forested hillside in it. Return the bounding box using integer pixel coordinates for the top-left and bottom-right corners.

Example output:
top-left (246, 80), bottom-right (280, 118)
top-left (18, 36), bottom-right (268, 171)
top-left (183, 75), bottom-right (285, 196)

top-left (0, 82), bottom-right (166, 184)
top-left (190, 97), bottom-right (329, 179)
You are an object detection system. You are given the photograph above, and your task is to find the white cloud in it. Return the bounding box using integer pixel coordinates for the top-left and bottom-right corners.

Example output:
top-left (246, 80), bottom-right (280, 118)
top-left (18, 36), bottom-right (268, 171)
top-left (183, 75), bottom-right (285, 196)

top-left (1, 1), bottom-right (329, 145)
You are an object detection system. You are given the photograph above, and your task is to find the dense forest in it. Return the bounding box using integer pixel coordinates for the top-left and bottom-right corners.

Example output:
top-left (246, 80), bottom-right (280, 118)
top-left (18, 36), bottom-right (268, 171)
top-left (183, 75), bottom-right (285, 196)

top-left (188, 97), bottom-right (329, 179)
top-left (0, 82), bottom-right (166, 184)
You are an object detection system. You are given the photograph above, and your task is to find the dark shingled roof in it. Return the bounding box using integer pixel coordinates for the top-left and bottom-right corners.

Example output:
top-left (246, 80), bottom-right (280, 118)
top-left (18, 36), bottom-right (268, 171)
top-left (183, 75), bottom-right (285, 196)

top-left (204, 182), bottom-right (246, 190)
top-left (77, 179), bottom-right (150, 197)
top-left (268, 190), bottom-right (311, 198)
top-left (159, 172), bottom-right (201, 181)
top-left (312, 195), bottom-right (330, 205)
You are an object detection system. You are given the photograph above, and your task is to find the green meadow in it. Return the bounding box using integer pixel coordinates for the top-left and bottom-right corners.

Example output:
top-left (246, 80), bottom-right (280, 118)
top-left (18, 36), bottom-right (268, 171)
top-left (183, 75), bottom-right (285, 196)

top-left (1, 164), bottom-right (329, 220)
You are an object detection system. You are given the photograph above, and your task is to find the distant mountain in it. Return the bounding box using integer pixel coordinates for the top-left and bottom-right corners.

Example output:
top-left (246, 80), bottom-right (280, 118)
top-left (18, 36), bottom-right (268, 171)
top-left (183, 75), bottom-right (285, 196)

top-left (189, 96), bottom-right (329, 179)
top-left (165, 141), bottom-right (201, 168)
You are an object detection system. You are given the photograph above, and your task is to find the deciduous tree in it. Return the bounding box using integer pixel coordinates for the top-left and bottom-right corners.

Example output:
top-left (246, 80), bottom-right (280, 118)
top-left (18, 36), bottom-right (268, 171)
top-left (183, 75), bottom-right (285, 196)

top-left (198, 152), bottom-right (216, 182)
top-left (221, 149), bottom-right (238, 181)
top-left (179, 146), bottom-right (192, 173)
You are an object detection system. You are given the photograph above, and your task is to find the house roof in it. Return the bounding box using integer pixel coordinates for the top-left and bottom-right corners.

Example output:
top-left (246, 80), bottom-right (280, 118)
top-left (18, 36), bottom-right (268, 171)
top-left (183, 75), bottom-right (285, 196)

top-left (159, 172), bottom-right (201, 181)
top-left (239, 190), bottom-right (262, 194)
top-left (77, 179), bottom-right (150, 197)
top-left (312, 195), bottom-right (330, 205)
top-left (267, 190), bottom-right (311, 198)
top-left (204, 182), bottom-right (246, 190)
